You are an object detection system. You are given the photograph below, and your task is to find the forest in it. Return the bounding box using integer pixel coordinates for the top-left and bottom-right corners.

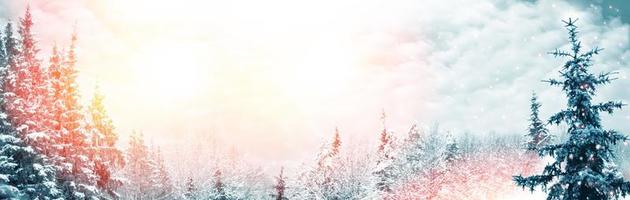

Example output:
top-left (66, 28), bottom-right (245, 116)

top-left (1, 5), bottom-right (630, 200)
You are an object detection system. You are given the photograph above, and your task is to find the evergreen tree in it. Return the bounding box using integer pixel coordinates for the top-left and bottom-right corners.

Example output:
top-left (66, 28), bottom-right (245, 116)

top-left (152, 147), bottom-right (173, 199)
top-left (0, 116), bottom-right (61, 199)
top-left (2, 23), bottom-right (18, 75)
top-left (0, 28), bottom-right (5, 68)
top-left (331, 127), bottom-right (341, 157)
top-left (52, 31), bottom-right (100, 200)
top-left (374, 110), bottom-right (397, 193)
top-left (514, 18), bottom-right (630, 200)
top-left (526, 92), bottom-right (550, 151)
top-left (184, 177), bottom-right (196, 199)
top-left (122, 131), bottom-right (156, 200)
top-left (444, 133), bottom-right (460, 164)
top-left (272, 167), bottom-right (287, 200)
top-left (213, 169), bottom-right (227, 200)
top-left (401, 123), bottom-right (425, 175)
top-left (0, 29), bottom-right (61, 199)
top-left (88, 85), bottom-right (125, 198)
top-left (9, 5), bottom-right (49, 142)
top-left (302, 127), bottom-right (344, 199)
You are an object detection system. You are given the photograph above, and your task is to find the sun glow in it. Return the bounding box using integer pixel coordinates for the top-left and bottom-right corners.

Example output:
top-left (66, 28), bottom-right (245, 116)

top-left (130, 43), bottom-right (206, 103)
top-left (26, 0), bottom-right (421, 160)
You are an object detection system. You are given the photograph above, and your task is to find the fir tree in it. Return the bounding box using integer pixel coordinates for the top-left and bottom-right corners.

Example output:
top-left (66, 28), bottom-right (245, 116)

top-left (152, 147), bottom-right (173, 199)
top-left (444, 133), bottom-right (460, 164)
top-left (401, 123), bottom-right (425, 175)
top-left (374, 110), bottom-right (397, 193)
top-left (53, 31), bottom-right (100, 200)
top-left (10, 5), bottom-right (49, 141)
top-left (272, 167), bottom-right (287, 200)
top-left (0, 28), bottom-right (5, 68)
top-left (122, 131), bottom-right (155, 200)
top-left (0, 117), bottom-right (61, 199)
top-left (88, 85), bottom-right (125, 198)
top-left (184, 177), bottom-right (196, 200)
top-left (331, 127), bottom-right (341, 157)
top-left (0, 30), bottom-right (61, 199)
top-left (526, 92), bottom-right (550, 151)
top-left (2, 23), bottom-right (18, 74)
top-left (213, 169), bottom-right (227, 200)
top-left (514, 18), bottom-right (630, 200)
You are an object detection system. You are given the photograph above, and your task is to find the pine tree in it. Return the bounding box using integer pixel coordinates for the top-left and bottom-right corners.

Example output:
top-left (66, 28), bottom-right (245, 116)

top-left (374, 110), bottom-right (397, 193)
top-left (88, 85), bottom-right (125, 198)
top-left (444, 133), bottom-right (460, 164)
top-left (0, 28), bottom-right (5, 68)
top-left (0, 29), bottom-right (61, 199)
top-left (317, 127), bottom-right (341, 170)
top-left (122, 131), bottom-right (155, 200)
top-left (2, 24), bottom-right (18, 75)
top-left (0, 116), bottom-right (61, 199)
top-left (10, 5), bottom-right (49, 142)
top-left (52, 31), bottom-right (100, 200)
top-left (331, 127), bottom-right (341, 157)
top-left (213, 169), bottom-right (227, 200)
top-left (184, 177), bottom-right (196, 200)
top-left (526, 92), bottom-right (550, 151)
top-left (272, 167), bottom-right (288, 200)
top-left (514, 18), bottom-right (630, 200)
top-left (401, 123), bottom-right (425, 175)
top-left (152, 147), bottom-right (173, 199)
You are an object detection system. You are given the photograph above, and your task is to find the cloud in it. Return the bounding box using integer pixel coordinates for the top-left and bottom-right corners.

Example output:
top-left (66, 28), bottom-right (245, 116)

top-left (358, 0), bottom-right (630, 136)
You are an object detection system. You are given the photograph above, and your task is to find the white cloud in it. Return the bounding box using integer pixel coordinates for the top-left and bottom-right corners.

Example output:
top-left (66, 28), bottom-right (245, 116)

top-left (357, 0), bottom-right (630, 136)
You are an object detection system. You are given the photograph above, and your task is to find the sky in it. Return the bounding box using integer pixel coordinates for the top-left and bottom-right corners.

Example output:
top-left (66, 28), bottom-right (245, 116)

top-left (0, 0), bottom-right (628, 163)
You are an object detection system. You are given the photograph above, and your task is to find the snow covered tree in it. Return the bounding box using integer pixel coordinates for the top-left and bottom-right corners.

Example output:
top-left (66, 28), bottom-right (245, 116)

top-left (122, 131), bottom-right (156, 200)
top-left (88, 85), bottom-right (125, 198)
top-left (0, 28), bottom-right (61, 199)
top-left (526, 92), bottom-right (550, 151)
top-left (0, 28), bottom-right (5, 68)
top-left (374, 110), bottom-right (398, 193)
top-left (51, 31), bottom-right (101, 200)
top-left (184, 177), bottom-right (196, 200)
top-left (444, 132), bottom-right (460, 164)
top-left (272, 167), bottom-right (287, 200)
top-left (151, 147), bottom-right (173, 199)
top-left (514, 18), bottom-right (630, 200)
top-left (212, 169), bottom-right (227, 200)
top-left (306, 127), bottom-right (346, 199)
top-left (420, 125), bottom-right (447, 200)
top-left (393, 123), bottom-right (427, 184)
top-left (6, 6), bottom-right (49, 145)
top-left (0, 116), bottom-right (61, 199)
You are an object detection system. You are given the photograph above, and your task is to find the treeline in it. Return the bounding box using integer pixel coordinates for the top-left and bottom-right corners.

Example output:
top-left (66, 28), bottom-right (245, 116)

top-left (287, 120), bottom-right (537, 199)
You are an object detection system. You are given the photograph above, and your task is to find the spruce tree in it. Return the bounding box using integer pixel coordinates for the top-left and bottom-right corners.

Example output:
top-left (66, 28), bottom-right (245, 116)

top-left (272, 167), bottom-right (287, 200)
top-left (88, 85), bottom-right (125, 198)
top-left (374, 110), bottom-right (397, 193)
top-left (52, 31), bottom-right (100, 200)
top-left (152, 147), bottom-right (173, 199)
top-left (514, 18), bottom-right (630, 200)
top-left (12, 5), bottom-right (49, 140)
top-left (444, 133), bottom-right (460, 164)
top-left (213, 169), bottom-right (227, 200)
top-left (123, 131), bottom-right (155, 200)
top-left (0, 29), bottom-right (61, 199)
top-left (0, 114), bottom-right (61, 199)
top-left (0, 28), bottom-right (5, 68)
top-left (526, 92), bottom-right (550, 151)
top-left (184, 177), bottom-right (196, 200)
top-left (401, 123), bottom-right (425, 175)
